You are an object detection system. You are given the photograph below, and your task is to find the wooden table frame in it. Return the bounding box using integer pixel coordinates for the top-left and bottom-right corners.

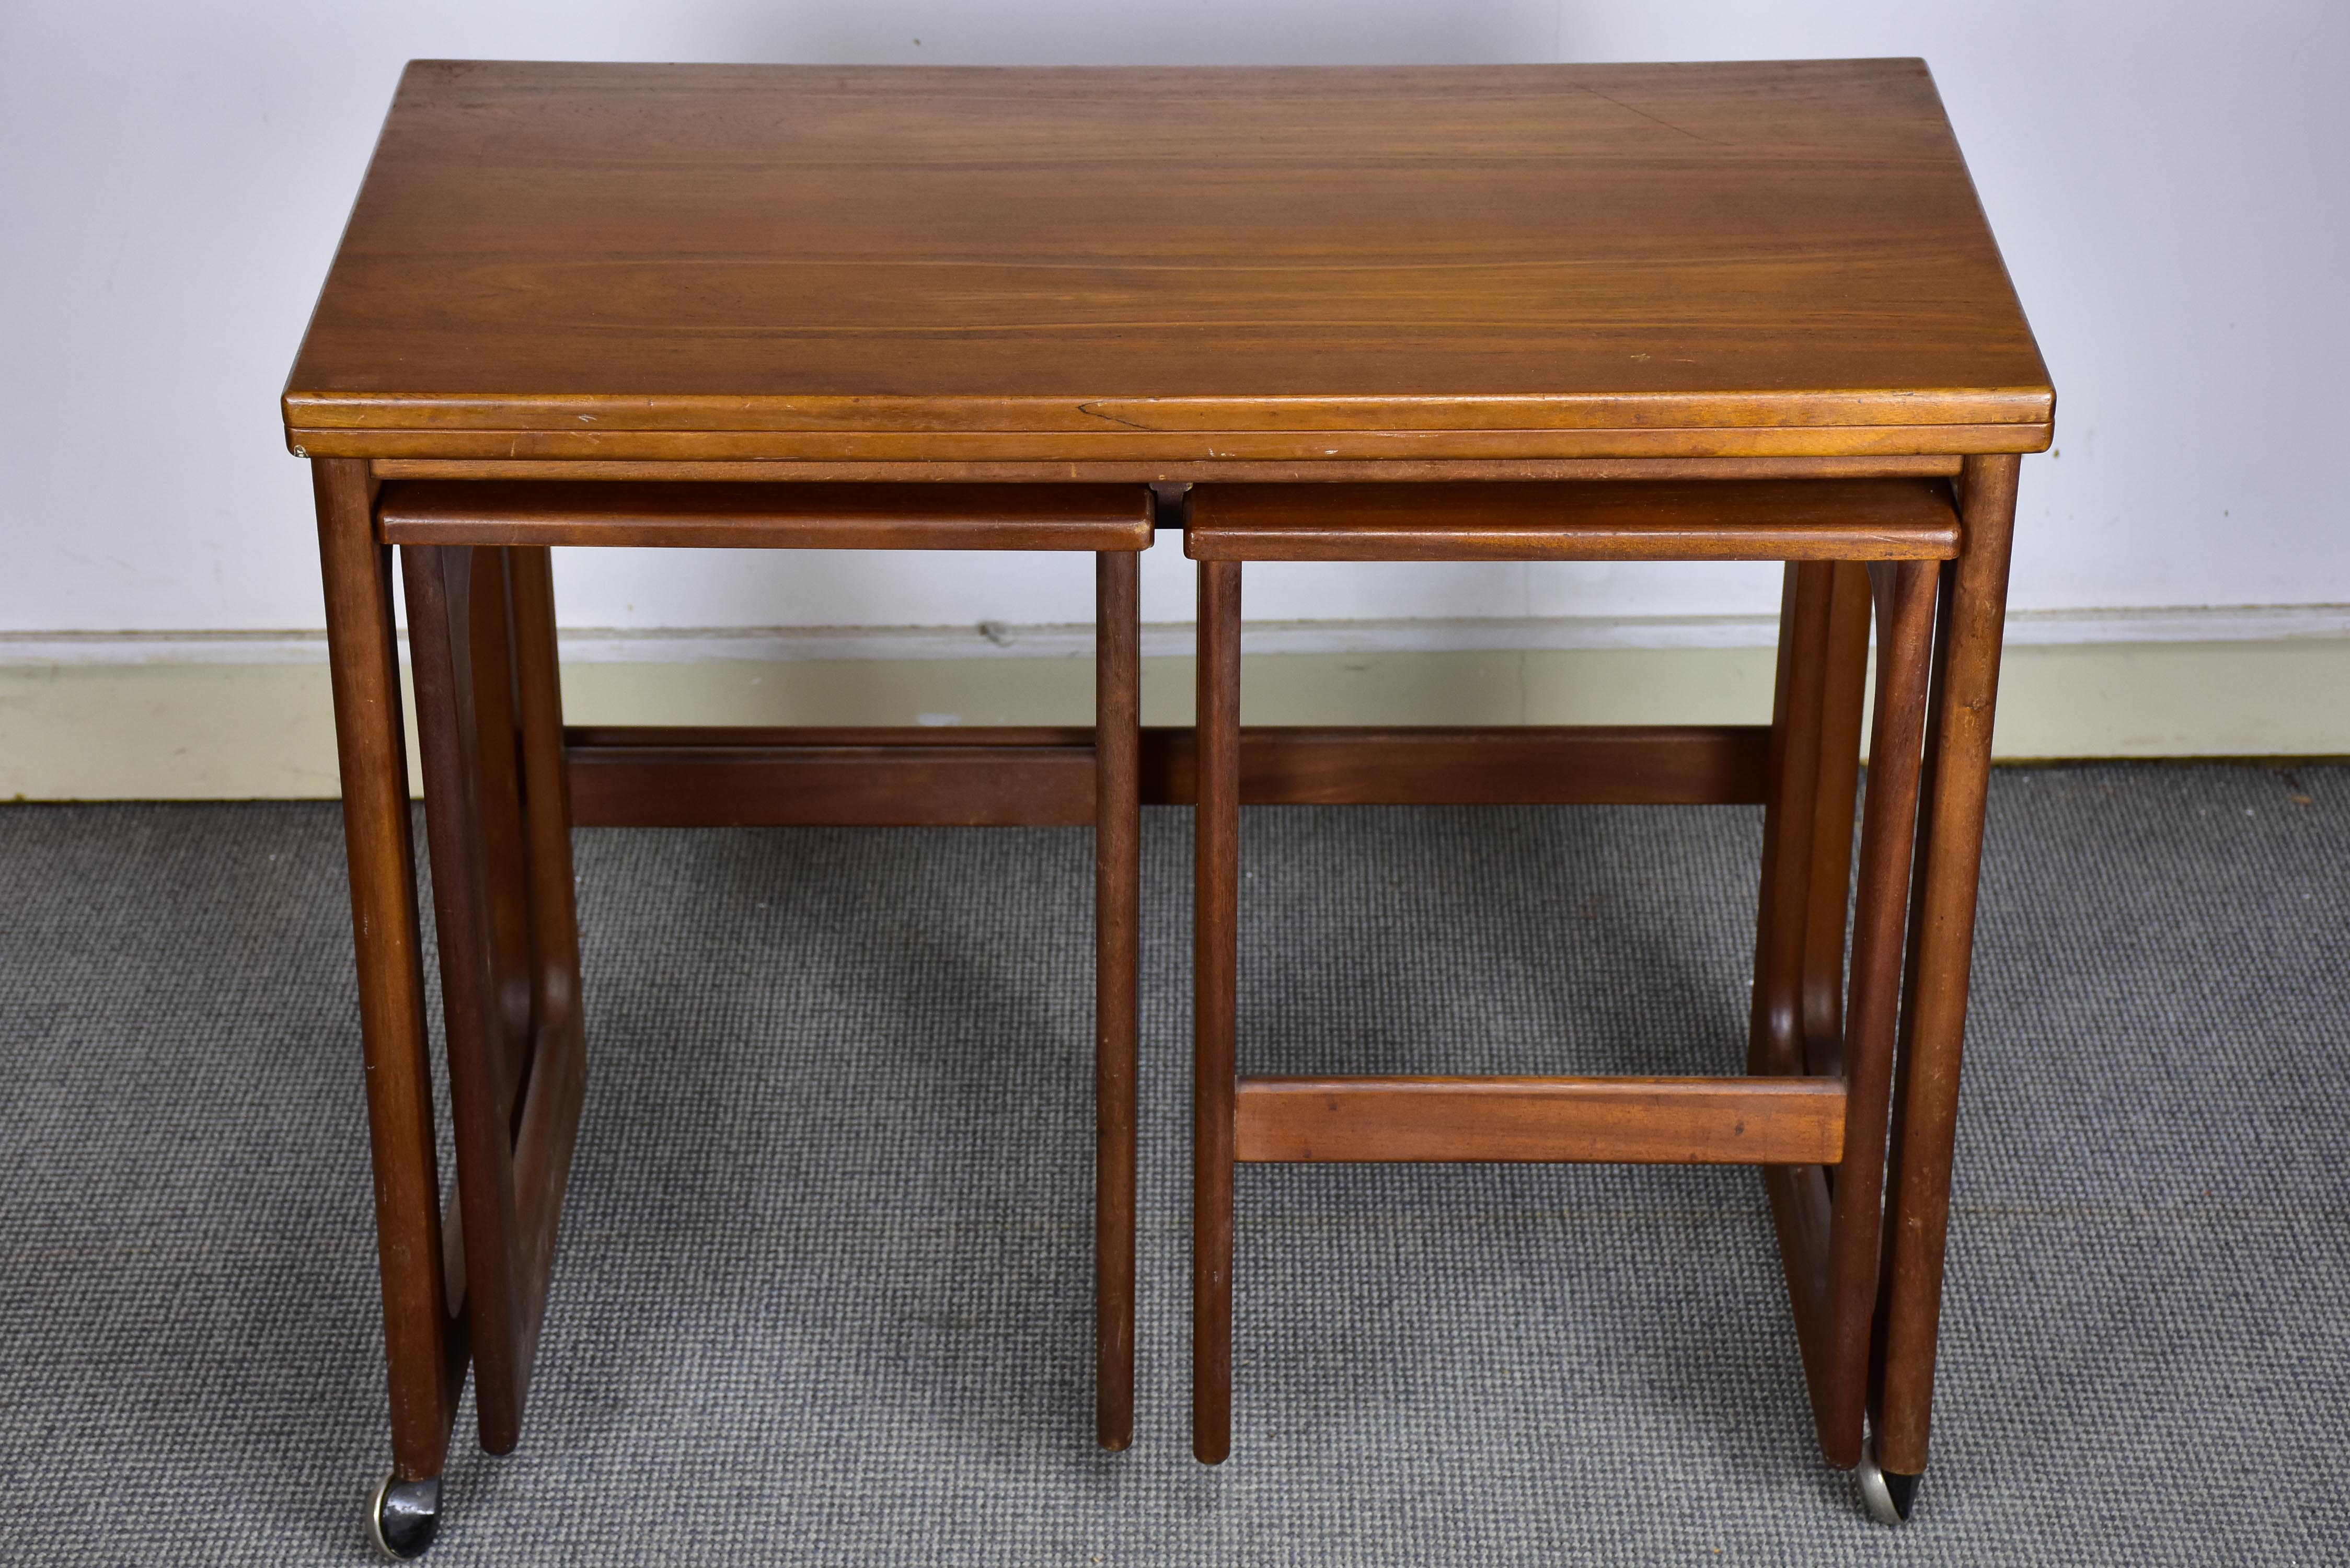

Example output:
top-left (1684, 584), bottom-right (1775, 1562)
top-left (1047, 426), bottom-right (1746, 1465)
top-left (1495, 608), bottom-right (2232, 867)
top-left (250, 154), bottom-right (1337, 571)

top-left (314, 449), bottom-right (2023, 1523)
top-left (289, 60), bottom-right (2049, 1539)
top-left (1181, 460), bottom-right (2020, 1500)
top-left (313, 464), bottom-right (1156, 1484)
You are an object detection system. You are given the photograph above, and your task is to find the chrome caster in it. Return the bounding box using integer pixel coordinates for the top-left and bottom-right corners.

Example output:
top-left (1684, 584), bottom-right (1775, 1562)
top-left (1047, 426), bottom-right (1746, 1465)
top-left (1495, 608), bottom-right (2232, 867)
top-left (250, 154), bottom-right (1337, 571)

top-left (369, 1474), bottom-right (442, 1559)
top-left (1855, 1432), bottom-right (1919, 1526)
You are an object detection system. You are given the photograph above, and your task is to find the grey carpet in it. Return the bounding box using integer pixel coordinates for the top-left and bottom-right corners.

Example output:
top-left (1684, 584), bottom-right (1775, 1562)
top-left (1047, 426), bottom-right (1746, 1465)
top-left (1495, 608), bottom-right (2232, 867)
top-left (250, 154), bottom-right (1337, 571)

top-left (1, 764), bottom-right (2345, 1564)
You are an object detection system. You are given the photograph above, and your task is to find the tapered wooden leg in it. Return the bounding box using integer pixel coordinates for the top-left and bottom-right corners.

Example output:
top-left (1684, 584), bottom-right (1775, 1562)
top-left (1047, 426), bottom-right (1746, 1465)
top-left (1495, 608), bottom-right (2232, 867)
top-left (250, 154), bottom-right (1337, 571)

top-left (313, 458), bottom-right (464, 1483)
top-left (1872, 454), bottom-right (2023, 1481)
top-left (1801, 564), bottom-right (1872, 1078)
top-left (1094, 551), bottom-right (1141, 1452)
top-left (1757, 557), bottom-right (1939, 1468)
top-left (1749, 563), bottom-right (1835, 1080)
top-left (1809, 559), bottom-right (1939, 1467)
top-left (1193, 559), bottom-right (1242, 1465)
top-left (1754, 564), bottom-right (1837, 1438)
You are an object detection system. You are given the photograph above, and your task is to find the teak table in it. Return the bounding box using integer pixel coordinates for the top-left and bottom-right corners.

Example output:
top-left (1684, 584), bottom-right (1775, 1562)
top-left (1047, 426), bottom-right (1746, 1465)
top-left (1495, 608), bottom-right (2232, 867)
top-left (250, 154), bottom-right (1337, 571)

top-left (287, 59), bottom-right (2050, 1555)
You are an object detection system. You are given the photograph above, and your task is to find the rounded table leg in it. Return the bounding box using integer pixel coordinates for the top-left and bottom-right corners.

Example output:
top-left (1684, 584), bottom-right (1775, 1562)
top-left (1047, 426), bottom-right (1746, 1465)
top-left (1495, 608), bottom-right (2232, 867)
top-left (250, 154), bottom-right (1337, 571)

top-left (1192, 559), bottom-right (1242, 1465)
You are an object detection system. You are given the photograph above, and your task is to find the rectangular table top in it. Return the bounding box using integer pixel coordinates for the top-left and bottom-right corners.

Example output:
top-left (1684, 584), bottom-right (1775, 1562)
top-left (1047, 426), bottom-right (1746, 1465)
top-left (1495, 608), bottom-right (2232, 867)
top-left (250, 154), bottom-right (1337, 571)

top-left (284, 60), bottom-right (2052, 468)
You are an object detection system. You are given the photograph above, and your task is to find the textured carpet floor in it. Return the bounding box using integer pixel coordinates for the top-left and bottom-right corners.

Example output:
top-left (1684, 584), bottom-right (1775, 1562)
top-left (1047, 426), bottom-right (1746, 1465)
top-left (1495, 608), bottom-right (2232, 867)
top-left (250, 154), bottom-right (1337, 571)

top-left (1, 764), bottom-right (2345, 1564)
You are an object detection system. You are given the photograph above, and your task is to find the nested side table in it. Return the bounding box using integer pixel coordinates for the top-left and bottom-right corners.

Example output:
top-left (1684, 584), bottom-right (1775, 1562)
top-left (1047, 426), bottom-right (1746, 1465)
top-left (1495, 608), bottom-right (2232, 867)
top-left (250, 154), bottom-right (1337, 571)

top-left (1182, 474), bottom-right (2018, 1525)
top-left (317, 477), bottom-right (1152, 1558)
top-left (289, 57), bottom-right (2048, 1552)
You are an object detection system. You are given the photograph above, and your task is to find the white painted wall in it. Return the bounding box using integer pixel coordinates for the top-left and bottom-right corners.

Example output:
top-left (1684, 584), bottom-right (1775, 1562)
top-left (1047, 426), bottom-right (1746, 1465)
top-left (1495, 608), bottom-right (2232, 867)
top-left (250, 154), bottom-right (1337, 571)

top-left (4, 1), bottom-right (2345, 640)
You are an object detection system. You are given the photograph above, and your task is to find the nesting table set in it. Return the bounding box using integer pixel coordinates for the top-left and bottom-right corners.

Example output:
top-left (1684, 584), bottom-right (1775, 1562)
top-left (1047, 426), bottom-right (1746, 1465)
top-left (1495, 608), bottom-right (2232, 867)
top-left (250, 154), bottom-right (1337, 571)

top-left (285, 60), bottom-right (2051, 1557)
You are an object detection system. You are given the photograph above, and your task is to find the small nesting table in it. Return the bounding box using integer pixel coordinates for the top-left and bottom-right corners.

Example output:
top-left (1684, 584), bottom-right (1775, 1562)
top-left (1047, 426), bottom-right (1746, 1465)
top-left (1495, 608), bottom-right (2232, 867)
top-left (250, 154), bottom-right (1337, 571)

top-left (287, 58), bottom-right (2049, 1554)
top-left (1183, 479), bottom-right (1986, 1529)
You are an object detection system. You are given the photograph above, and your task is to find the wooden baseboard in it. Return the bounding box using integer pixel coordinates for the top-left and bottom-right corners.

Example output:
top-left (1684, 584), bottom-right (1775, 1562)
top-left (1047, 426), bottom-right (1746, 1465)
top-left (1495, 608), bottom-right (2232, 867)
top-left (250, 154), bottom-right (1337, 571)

top-left (3, 640), bottom-right (2345, 800)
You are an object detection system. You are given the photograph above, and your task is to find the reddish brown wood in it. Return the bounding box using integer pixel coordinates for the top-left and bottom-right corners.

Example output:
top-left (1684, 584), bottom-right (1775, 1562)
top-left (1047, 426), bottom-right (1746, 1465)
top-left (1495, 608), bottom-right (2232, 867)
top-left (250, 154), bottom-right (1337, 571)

top-left (377, 480), bottom-right (1153, 551)
top-left (306, 421), bottom-right (2044, 463)
top-left (284, 55), bottom-right (2050, 1506)
top-left (402, 542), bottom-right (593, 1456)
top-left (502, 547), bottom-right (588, 1398)
top-left (1750, 563), bottom-right (1837, 1080)
top-left (1144, 725), bottom-right (1770, 807)
top-left (461, 551), bottom-right (537, 1130)
top-left (1094, 550), bottom-right (1141, 1453)
top-left (372, 455), bottom-right (1966, 485)
top-left (508, 549), bottom-right (584, 1069)
top-left (1800, 564), bottom-right (1872, 1078)
top-left (400, 543), bottom-right (532, 1451)
top-left (561, 724), bottom-right (1772, 825)
top-left (1807, 558), bottom-right (1939, 1469)
top-left (567, 724), bottom-right (1093, 752)
top-left (1752, 563), bottom-right (1837, 1414)
top-left (503, 1004), bottom-right (584, 1409)
top-left (1873, 453), bottom-right (2023, 1478)
top-left (568, 729), bottom-right (1099, 826)
top-left (1233, 1077), bottom-right (1846, 1165)
top-left (1193, 559), bottom-right (1242, 1467)
top-left (283, 62), bottom-right (2051, 465)
top-left (1767, 1162), bottom-right (1837, 1390)
top-left (313, 457), bottom-right (465, 1483)
top-left (1184, 479), bottom-right (1960, 561)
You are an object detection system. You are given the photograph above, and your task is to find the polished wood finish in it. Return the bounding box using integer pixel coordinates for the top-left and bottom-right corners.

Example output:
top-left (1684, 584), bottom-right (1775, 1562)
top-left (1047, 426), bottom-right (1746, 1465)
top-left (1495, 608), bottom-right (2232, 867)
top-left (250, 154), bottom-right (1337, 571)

top-left (1192, 560), bottom-right (1242, 1467)
top-left (306, 423), bottom-right (2041, 464)
top-left (378, 481), bottom-right (1153, 551)
top-left (562, 723), bottom-right (1770, 825)
top-left (1750, 563), bottom-right (1837, 1081)
top-left (1800, 565), bottom-right (1872, 1079)
top-left (1144, 725), bottom-right (1769, 806)
top-left (298, 57), bottom-right (2042, 1505)
top-left (461, 552), bottom-right (537, 1127)
top-left (373, 455), bottom-right (1965, 485)
top-left (1184, 480), bottom-right (1959, 562)
top-left (1749, 563), bottom-right (1839, 1388)
top-left (401, 536), bottom-right (1144, 1458)
top-left (401, 545), bottom-right (531, 1449)
top-left (567, 727), bottom-right (1098, 827)
top-left (313, 458), bottom-right (465, 1483)
top-left (401, 544), bottom-right (588, 1454)
top-left (1873, 454), bottom-right (2024, 1478)
top-left (1093, 552), bottom-right (1141, 1453)
top-left (1784, 558), bottom-right (1939, 1468)
top-left (508, 549), bottom-right (585, 1121)
top-left (500, 548), bottom-right (589, 1413)
top-left (1190, 476), bottom-right (1993, 1483)
top-left (1234, 1077), bottom-right (1846, 1165)
top-left (285, 61), bottom-right (2049, 466)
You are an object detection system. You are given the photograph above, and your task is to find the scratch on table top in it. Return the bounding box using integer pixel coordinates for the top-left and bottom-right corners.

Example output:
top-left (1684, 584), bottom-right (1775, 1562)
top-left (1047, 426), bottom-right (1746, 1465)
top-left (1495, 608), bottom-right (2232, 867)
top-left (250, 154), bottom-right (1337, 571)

top-left (1576, 84), bottom-right (1724, 146)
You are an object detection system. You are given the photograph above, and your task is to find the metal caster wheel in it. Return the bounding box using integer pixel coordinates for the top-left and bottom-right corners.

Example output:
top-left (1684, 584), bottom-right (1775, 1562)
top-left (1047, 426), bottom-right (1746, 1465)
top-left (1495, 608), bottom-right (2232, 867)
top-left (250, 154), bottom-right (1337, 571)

top-left (1856, 1433), bottom-right (1919, 1526)
top-left (369, 1474), bottom-right (442, 1560)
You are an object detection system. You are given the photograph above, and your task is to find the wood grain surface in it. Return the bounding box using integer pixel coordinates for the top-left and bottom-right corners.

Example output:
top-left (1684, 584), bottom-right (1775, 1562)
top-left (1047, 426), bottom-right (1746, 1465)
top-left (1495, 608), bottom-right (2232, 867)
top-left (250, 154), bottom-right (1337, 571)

top-left (1192, 559), bottom-right (1243, 1466)
top-left (312, 459), bottom-right (467, 1481)
top-left (557, 723), bottom-right (1772, 824)
top-left (1874, 453), bottom-right (2024, 1478)
top-left (370, 456), bottom-right (1965, 484)
top-left (1234, 1076), bottom-right (1847, 1165)
top-left (1184, 478), bottom-right (1960, 561)
top-left (377, 480), bottom-right (1153, 550)
top-left (285, 61), bottom-right (2051, 464)
top-left (1092, 552), bottom-right (1141, 1453)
